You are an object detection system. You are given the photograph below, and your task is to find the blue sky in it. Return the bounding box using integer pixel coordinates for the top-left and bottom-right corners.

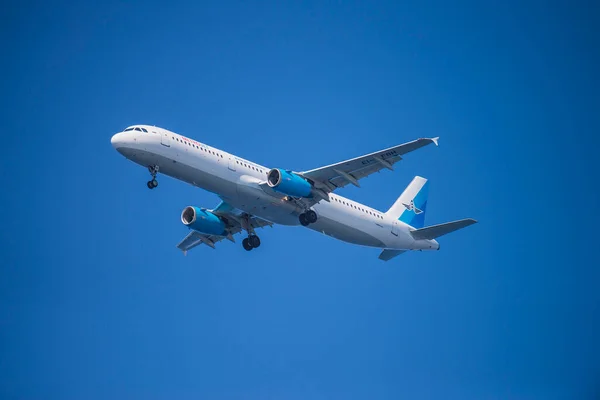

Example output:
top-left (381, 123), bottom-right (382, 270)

top-left (1, 0), bottom-right (598, 398)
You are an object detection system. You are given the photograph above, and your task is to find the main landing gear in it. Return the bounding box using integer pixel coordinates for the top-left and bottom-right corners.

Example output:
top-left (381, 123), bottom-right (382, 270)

top-left (147, 165), bottom-right (159, 189)
top-left (299, 210), bottom-right (318, 226)
top-left (242, 234), bottom-right (261, 251)
top-left (240, 214), bottom-right (261, 251)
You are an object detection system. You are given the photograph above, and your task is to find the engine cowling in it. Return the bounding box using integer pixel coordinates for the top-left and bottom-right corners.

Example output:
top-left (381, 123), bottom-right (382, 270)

top-left (181, 206), bottom-right (226, 235)
top-left (266, 168), bottom-right (312, 198)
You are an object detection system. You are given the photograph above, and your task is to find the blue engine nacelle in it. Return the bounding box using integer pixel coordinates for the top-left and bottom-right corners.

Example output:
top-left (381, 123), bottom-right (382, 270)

top-left (266, 168), bottom-right (312, 198)
top-left (181, 206), bottom-right (227, 235)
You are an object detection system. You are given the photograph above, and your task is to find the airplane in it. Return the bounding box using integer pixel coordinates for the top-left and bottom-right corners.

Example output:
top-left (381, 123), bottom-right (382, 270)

top-left (111, 125), bottom-right (476, 261)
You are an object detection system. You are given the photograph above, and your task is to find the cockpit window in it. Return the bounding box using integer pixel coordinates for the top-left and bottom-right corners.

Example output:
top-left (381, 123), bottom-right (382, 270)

top-left (124, 126), bottom-right (149, 132)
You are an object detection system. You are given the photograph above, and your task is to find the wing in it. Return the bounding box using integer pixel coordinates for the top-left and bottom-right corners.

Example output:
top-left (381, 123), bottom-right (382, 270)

top-left (299, 137), bottom-right (439, 193)
top-left (177, 230), bottom-right (228, 253)
top-left (176, 201), bottom-right (273, 254)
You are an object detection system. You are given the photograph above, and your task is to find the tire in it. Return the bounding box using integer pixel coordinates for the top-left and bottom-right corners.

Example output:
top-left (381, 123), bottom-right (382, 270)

top-left (299, 213), bottom-right (309, 226)
top-left (242, 238), bottom-right (253, 251)
top-left (147, 181), bottom-right (154, 189)
top-left (250, 235), bottom-right (261, 248)
top-left (151, 179), bottom-right (158, 188)
top-left (307, 210), bottom-right (317, 223)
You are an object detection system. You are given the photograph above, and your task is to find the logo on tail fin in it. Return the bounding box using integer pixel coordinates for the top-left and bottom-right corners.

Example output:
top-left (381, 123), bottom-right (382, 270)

top-left (388, 176), bottom-right (429, 229)
top-left (402, 200), bottom-right (423, 215)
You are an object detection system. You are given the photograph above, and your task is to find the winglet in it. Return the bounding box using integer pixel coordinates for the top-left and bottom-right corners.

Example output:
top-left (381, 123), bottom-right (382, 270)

top-left (431, 137), bottom-right (439, 146)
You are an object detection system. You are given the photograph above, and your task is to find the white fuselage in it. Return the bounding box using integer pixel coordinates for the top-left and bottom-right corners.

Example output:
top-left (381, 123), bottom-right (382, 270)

top-left (111, 126), bottom-right (439, 251)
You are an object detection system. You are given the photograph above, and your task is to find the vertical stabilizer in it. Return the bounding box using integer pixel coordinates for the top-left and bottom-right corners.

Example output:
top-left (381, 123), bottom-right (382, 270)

top-left (386, 176), bottom-right (429, 228)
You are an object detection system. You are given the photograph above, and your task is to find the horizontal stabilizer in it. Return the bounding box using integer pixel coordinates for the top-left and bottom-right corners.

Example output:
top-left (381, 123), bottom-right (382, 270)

top-left (378, 249), bottom-right (407, 261)
top-left (409, 218), bottom-right (477, 240)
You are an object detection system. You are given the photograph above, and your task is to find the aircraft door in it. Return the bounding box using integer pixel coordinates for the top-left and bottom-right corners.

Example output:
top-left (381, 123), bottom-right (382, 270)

top-left (391, 220), bottom-right (399, 236)
top-left (160, 130), bottom-right (171, 147)
top-left (228, 156), bottom-right (236, 171)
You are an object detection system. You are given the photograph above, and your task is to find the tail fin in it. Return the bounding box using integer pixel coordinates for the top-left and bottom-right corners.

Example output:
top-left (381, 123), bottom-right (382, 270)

top-left (386, 176), bottom-right (429, 228)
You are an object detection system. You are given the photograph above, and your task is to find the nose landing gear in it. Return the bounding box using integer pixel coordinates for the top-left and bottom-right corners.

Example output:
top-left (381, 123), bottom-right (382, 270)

top-left (147, 165), bottom-right (159, 189)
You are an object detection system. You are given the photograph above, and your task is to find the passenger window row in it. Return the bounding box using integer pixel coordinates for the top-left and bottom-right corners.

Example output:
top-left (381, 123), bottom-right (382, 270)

top-left (173, 137), bottom-right (224, 158)
top-left (235, 160), bottom-right (266, 175)
top-left (331, 196), bottom-right (383, 219)
top-left (171, 136), bottom-right (267, 174)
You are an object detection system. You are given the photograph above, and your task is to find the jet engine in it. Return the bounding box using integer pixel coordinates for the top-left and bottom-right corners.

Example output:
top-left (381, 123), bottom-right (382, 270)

top-left (181, 206), bottom-right (227, 236)
top-left (266, 168), bottom-right (312, 198)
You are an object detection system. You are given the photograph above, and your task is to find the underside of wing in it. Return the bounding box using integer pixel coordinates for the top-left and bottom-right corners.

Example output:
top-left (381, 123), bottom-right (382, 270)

top-left (177, 230), bottom-right (227, 253)
top-left (176, 201), bottom-right (273, 254)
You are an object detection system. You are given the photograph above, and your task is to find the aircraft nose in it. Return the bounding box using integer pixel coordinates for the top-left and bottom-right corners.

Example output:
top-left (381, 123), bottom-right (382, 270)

top-left (111, 132), bottom-right (124, 149)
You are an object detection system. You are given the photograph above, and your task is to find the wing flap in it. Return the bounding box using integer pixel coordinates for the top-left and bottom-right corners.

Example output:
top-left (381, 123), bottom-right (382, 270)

top-left (177, 231), bottom-right (222, 252)
top-left (328, 161), bottom-right (398, 189)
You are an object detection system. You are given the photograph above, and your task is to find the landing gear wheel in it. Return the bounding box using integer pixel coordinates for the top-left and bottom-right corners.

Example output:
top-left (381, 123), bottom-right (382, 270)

top-left (306, 210), bottom-right (318, 224)
top-left (242, 238), bottom-right (253, 251)
top-left (249, 235), bottom-right (261, 248)
top-left (299, 213), bottom-right (310, 226)
top-left (147, 165), bottom-right (159, 189)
